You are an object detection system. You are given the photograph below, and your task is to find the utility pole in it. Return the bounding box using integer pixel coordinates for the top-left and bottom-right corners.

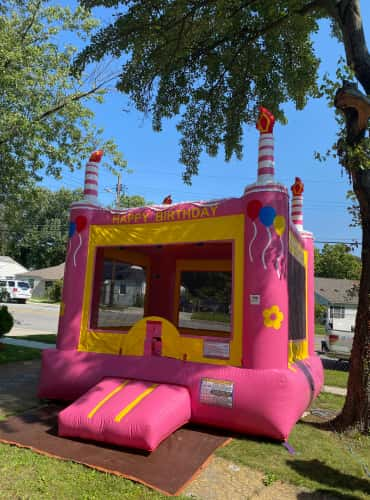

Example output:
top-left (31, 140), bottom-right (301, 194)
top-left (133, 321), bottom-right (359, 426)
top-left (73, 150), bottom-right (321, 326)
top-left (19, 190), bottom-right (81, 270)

top-left (115, 173), bottom-right (122, 208)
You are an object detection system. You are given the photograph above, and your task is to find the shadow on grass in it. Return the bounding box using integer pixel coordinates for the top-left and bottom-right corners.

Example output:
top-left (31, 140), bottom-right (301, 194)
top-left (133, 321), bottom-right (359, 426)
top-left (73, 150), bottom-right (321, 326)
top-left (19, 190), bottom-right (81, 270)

top-left (289, 459), bottom-right (370, 497)
top-left (321, 357), bottom-right (349, 372)
top-left (298, 490), bottom-right (362, 499)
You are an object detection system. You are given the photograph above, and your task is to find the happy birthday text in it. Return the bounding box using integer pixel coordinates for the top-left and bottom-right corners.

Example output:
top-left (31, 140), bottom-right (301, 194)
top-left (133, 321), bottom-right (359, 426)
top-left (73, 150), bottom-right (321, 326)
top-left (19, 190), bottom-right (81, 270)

top-left (111, 205), bottom-right (218, 225)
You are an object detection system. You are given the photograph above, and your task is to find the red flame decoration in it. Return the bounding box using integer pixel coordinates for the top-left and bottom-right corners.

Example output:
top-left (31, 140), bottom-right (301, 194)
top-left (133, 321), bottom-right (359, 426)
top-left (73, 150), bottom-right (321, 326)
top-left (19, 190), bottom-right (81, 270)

top-left (162, 195), bottom-right (172, 205)
top-left (256, 107), bottom-right (275, 134)
top-left (89, 150), bottom-right (104, 162)
top-left (291, 177), bottom-right (304, 196)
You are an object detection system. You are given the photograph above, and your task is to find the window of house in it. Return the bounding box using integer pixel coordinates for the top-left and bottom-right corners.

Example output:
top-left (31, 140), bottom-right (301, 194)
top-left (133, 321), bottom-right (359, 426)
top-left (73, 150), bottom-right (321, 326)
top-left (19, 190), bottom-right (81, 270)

top-left (330, 306), bottom-right (345, 319)
top-left (90, 257), bottom-right (146, 330)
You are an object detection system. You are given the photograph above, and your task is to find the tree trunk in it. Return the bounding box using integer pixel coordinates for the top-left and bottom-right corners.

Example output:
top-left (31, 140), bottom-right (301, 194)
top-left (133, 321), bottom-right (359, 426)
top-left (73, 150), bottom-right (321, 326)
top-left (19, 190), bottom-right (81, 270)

top-left (332, 169), bottom-right (370, 432)
top-left (332, 86), bottom-right (370, 432)
top-left (328, 0), bottom-right (370, 432)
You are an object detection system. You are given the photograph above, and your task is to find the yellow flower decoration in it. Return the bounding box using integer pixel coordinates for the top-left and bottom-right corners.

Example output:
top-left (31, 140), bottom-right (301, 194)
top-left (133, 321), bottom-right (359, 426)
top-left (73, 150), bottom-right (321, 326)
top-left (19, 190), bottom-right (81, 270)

top-left (263, 305), bottom-right (284, 330)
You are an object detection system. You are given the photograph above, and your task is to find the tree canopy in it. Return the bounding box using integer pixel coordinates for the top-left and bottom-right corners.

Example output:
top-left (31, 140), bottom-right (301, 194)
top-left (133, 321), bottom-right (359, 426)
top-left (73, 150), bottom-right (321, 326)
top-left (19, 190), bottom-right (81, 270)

top-left (75, 0), bottom-right (370, 433)
top-left (2, 186), bottom-right (82, 269)
top-left (119, 194), bottom-right (153, 208)
top-left (0, 0), bottom-right (126, 202)
top-left (315, 244), bottom-right (362, 280)
top-left (75, 0), bottom-right (322, 183)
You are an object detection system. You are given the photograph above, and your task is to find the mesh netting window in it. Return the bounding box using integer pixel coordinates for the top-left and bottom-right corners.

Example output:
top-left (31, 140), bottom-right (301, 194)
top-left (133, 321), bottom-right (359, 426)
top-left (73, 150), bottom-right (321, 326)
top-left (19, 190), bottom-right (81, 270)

top-left (91, 258), bottom-right (146, 330)
top-left (178, 271), bottom-right (231, 334)
top-left (288, 254), bottom-right (306, 340)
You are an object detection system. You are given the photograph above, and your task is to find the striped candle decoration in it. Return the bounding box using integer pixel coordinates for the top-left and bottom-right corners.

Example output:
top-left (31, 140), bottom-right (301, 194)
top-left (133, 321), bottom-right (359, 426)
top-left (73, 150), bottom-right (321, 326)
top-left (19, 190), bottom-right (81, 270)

top-left (256, 107), bottom-right (276, 184)
top-left (83, 150), bottom-right (104, 203)
top-left (291, 177), bottom-right (304, 231)
top-left (257, 133), bottom-right (275, 184)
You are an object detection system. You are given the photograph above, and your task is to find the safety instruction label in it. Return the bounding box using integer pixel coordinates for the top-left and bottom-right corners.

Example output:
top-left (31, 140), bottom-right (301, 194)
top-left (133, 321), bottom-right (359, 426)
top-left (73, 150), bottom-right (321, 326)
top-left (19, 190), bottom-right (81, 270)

top-left (203, 340), bottom-right (230, 359)
top-left (199, 378), bottom-right (234, 408)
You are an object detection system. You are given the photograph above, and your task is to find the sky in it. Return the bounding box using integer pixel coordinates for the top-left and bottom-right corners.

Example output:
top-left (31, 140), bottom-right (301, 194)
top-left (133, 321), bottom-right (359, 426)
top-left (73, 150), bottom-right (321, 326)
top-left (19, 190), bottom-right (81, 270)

top-left (44, 1), bottom-right (370, 255)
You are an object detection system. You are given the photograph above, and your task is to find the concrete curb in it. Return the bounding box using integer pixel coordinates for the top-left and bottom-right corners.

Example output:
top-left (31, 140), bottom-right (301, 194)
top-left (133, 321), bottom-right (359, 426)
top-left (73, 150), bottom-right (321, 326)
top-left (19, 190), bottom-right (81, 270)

top-left (322, 384), bottom-right (347, 396)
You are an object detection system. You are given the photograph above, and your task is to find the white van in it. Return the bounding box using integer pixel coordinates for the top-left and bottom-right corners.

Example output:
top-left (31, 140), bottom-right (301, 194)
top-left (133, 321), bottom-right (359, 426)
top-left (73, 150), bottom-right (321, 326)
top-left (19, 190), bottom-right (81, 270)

top-left (0, 278), bottom-right (32, 303)
top-left (325, 329), bottom-right (353, 361)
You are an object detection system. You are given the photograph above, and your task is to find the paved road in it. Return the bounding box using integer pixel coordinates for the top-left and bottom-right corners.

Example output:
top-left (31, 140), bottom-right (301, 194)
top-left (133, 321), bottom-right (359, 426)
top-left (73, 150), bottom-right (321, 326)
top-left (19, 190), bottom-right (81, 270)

top-left (2, 302), bottom-right (60, 336)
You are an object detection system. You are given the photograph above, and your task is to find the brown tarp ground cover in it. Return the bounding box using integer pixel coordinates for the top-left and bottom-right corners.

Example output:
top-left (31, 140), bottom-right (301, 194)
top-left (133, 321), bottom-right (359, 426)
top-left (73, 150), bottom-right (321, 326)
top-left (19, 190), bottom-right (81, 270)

top-left (0, 404), bottom-right (231, 496)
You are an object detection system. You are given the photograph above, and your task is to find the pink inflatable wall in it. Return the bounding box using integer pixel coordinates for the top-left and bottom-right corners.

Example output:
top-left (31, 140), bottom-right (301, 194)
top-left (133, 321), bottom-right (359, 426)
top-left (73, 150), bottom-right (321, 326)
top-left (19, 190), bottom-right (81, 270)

top-left (39, 108), bottom-right (323, 444)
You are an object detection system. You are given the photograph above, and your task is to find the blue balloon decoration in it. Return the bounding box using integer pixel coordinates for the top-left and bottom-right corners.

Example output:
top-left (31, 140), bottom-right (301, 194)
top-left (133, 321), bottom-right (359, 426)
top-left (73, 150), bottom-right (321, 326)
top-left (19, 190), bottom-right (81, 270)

top-left (69, 221), bottom-right (76, 238)
top-left (259, 206), bottom-right (276, 227)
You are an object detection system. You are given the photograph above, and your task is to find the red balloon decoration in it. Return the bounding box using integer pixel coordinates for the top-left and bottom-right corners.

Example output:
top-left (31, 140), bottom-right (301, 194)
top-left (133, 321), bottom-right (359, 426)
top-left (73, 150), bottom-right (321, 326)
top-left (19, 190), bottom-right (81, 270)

top-left (247, 200), bottom-right (262, 220)
top-left (75, 215), bottom-right (87, 233)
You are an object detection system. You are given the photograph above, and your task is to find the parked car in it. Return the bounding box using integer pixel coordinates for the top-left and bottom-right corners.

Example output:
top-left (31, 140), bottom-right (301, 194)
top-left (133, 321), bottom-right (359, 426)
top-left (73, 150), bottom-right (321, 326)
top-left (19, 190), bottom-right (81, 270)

top-left (322, 326), bottom-right (353, 361)
top-left (0, 278), bottom-right (32, 304)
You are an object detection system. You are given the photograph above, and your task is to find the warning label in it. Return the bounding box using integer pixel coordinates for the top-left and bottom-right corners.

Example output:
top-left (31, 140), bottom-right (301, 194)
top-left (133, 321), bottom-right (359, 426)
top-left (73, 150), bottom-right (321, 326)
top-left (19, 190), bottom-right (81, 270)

top-left (200, 378), bottom-right (234, 408)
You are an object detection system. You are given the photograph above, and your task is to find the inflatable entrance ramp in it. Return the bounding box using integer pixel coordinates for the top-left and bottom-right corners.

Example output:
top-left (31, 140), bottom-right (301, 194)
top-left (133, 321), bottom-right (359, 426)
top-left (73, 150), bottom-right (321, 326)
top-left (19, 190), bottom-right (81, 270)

top-left (58, 377), bottom-right (191, 451)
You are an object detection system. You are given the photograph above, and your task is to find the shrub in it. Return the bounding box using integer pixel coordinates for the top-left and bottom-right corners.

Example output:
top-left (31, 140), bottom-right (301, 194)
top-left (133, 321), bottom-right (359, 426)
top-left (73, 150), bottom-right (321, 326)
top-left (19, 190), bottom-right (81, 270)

top-left (0, 306), bottom-right (14, 337)
top-left (315, 303), bottom-right (327, 323)
top-left (46, 279), bottom-right (63, 302)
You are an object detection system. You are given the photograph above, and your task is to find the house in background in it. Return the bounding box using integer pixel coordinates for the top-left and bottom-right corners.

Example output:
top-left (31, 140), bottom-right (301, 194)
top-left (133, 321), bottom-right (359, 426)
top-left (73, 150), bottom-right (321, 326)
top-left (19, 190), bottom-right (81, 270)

top-left (0, 256), bottom-right (28, 277)
top-left (100, 261), bottom-right (146, 308)
top-left (16, 261), bottom-right (146, 303)
top-left (16, 263), bottom-right (65, 298)
top-left (315, 277), bottom-right (359, 333)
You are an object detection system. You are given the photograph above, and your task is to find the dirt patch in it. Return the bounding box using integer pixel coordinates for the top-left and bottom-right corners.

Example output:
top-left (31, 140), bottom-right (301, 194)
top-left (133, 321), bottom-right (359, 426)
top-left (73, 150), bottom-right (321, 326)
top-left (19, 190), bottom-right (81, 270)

top-left (183, 456), bottom-right (337, 499)
top-left (183, 456), bottom-right (301, 499)
top-left (0, 359), bottom-right (41, 419)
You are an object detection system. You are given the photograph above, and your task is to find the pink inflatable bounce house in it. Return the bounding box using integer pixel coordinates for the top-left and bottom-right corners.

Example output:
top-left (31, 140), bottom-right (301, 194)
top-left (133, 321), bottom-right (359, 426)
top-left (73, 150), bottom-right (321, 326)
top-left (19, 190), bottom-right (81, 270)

top-left (39, 108), bottom-right (323, 451)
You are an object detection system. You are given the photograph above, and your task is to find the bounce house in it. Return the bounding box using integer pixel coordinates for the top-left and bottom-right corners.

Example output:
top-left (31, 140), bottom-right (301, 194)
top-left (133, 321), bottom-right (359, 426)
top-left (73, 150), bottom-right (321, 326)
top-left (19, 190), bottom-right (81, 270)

top-left (38, 108), bottom-right (323, 451)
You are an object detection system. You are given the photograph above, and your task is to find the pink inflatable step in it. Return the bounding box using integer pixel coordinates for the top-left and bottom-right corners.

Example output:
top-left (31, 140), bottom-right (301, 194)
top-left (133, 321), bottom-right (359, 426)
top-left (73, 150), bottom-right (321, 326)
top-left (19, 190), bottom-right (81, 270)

top-left (58, 377), bottom-right (191, 451)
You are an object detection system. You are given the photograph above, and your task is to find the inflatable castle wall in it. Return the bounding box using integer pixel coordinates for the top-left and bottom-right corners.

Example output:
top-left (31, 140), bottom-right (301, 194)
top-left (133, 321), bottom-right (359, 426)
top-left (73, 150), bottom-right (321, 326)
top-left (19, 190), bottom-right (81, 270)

top-left (39, 108), bottom-right (323, 451)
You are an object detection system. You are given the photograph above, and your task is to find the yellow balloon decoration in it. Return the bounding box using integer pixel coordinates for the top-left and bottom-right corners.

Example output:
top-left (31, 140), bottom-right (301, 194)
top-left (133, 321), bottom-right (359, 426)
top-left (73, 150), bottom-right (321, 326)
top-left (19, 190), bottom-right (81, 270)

top-left (273, 215), bottom-right (286, 236)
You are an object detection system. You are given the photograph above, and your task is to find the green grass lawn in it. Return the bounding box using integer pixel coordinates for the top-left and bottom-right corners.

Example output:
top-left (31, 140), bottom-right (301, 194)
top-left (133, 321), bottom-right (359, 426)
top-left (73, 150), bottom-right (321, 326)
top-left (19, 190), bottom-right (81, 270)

top-left (324, 369), bottom-right (349, 388)
top-left (6, 334), bottom-right (57, 344)
top-left (217, 393), bottom-right (370, 499)
top-left (0, 444), bottom-right (173, 499)
top-left (0, 392), bottom-right (367, 499)
top-left (0, 344), bottom-right (41, 364)
top-left (0, 341), bottom-right (366, 497)
top-left (29, 298), bottom-right (60, 304)
top-left (315, 323), bottom-right (326, 336)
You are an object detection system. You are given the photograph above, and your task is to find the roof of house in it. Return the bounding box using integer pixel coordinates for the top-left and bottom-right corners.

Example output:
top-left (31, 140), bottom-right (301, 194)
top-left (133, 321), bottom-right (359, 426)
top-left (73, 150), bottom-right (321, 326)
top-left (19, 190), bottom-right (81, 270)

top-left (315, 277), bottom-right (359, 306)
top-left (0, 256), bottom-right (18, 264)
top-left (16, 263), bottom-right (65, 281)
top-left (0, 256), bottom-right (28, 276)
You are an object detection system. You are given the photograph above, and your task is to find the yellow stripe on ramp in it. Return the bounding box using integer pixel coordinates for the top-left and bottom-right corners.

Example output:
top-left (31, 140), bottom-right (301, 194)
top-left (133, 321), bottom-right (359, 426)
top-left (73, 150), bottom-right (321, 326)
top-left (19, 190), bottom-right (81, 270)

top-left (87, 380), bottom-right (129, 419)
top-left (114, 384), bottom-right (158, 423)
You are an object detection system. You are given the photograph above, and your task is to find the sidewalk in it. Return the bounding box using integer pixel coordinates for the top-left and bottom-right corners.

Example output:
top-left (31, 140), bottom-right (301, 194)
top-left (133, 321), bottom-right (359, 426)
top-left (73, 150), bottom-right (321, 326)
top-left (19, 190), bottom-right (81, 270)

top-left (322, 385), bottom-right (347, 396)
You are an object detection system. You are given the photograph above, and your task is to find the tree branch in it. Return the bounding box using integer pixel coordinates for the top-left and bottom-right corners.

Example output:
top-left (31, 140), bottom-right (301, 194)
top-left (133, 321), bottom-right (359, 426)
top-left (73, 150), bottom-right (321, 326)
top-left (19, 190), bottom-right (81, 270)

top-left (156, 0), bottom-right (324, 71)
top-left (19, 0), bottom-right (42, 42)
top-left (324, 0), bottom-right (370, 93)
top-left (0, 74), bottom-right (119, 146)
